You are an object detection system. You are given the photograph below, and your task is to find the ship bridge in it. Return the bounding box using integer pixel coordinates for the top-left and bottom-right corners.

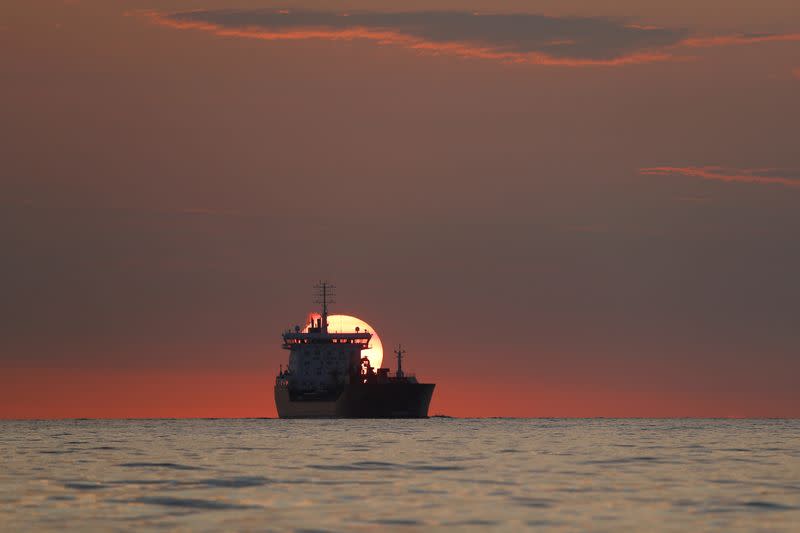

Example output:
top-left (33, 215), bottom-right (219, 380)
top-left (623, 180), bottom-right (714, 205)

top-left (279, 282), bottom-right (373, 392)
top-left (282, 330), bottom-right (372, 348)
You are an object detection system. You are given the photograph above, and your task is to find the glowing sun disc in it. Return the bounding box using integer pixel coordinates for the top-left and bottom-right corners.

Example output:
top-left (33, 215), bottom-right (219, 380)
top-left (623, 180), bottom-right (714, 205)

top-left (305, 314), bottom-right (384, 369)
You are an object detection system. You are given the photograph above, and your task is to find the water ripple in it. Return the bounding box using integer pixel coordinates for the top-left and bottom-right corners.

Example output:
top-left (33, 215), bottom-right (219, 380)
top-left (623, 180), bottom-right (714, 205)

top-left (121, 496), bottom-right (259, 510)
top-left (3, 419), bottom-right (799, 530)
top-left (309, 460), bottom-right (464, 471)
top-left (116, 462), bottom-right (202, 470)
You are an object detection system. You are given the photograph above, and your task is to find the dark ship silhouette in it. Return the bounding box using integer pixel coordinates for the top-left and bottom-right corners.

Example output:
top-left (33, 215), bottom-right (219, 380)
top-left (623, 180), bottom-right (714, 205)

top-left (275, 283), bottom-right (435, 418)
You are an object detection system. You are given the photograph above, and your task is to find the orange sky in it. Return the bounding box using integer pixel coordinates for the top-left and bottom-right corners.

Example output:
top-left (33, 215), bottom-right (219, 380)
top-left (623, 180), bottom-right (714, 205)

top-left (1, 0), bottom-right (799, 418)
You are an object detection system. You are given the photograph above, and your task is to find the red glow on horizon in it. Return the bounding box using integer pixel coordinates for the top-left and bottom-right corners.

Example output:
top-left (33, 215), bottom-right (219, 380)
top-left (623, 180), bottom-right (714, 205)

top-left (2, 367), bottom-right (798, 419)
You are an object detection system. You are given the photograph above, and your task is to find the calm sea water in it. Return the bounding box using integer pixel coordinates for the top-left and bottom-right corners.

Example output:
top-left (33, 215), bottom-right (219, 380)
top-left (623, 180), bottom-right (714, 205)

top-left (1, 419), bottom-right (799, 531)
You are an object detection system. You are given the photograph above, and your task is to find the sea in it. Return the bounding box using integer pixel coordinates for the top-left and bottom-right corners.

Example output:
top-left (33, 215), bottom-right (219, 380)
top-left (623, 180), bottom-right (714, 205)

top-left (1, 419), bottom-right (799, 531)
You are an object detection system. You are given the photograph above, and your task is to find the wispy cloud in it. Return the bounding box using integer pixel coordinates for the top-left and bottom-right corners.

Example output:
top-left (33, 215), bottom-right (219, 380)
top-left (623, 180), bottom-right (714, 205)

top-left (134, 8), bottom-right (800, 67)
top-left (133, 9), bottom-right (800, 67)
top-left (676, 194), bottom-right (712, 203)
top-left (681, 33), bottom-right (800, 48)
top-left (640, 166), bottom-right (800, 189)
top-left (136, 9), bottom-right (689, 66)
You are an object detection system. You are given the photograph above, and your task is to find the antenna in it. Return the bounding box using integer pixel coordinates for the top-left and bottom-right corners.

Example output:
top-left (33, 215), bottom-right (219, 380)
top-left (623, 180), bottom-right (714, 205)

top-left (395, 344), bottom-right (406, 378)
top-left (313, 282), bottom-right (335, 333)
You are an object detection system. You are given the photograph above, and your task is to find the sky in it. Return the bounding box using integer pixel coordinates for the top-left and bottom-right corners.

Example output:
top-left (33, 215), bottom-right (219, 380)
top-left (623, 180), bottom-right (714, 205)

top-left (1, 0), bottom-right (799, 418)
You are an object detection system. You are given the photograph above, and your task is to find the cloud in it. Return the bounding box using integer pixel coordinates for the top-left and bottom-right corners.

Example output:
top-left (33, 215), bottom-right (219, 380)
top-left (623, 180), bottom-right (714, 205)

top-left (676, 194), bottom-right (712, 204)
top-left (137, 9), bottom-right (690, 66)
top-left (640, 166), bottom-right (800, 189)
top-left (680, 33), bottom-right (800, 48)
top-left (134, 9), bottom-right (800, 67)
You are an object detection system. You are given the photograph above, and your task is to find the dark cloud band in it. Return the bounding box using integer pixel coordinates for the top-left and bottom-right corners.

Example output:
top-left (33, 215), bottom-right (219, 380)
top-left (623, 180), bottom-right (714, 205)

top-left (143, 9), bottom-right (691, 66)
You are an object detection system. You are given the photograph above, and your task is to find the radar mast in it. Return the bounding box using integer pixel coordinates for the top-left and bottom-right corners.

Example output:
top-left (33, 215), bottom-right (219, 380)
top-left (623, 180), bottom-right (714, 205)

top-left (313, 281), bottom-right (335, 334)
top-left (395, 344), bottom-right (406, 378)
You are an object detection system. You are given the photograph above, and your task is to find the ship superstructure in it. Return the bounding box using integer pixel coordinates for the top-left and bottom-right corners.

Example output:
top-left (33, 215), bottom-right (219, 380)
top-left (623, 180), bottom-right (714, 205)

top-left (274, 283), bottom-right (435, 418)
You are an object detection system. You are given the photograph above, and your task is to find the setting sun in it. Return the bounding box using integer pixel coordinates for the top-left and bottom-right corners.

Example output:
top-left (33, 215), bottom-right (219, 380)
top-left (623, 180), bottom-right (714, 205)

top-left (304, 314), bottom-right (384, 369)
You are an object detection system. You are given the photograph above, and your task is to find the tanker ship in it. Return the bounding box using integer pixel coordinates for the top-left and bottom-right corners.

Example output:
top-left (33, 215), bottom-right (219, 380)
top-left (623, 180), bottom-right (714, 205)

top-left (274, 283), bottom-right (435, 418)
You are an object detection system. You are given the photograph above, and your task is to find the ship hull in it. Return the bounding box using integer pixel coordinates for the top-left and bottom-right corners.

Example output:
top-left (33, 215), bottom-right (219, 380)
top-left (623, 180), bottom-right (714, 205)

top-left (275, 383), bottom-right (435, 419)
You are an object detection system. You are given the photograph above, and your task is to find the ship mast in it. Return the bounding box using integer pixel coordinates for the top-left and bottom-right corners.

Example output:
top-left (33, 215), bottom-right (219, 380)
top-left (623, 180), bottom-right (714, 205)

top-left (395, 344), bottom-right (406, 378)
top-left (313, 281), bottom-right (335, 334)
